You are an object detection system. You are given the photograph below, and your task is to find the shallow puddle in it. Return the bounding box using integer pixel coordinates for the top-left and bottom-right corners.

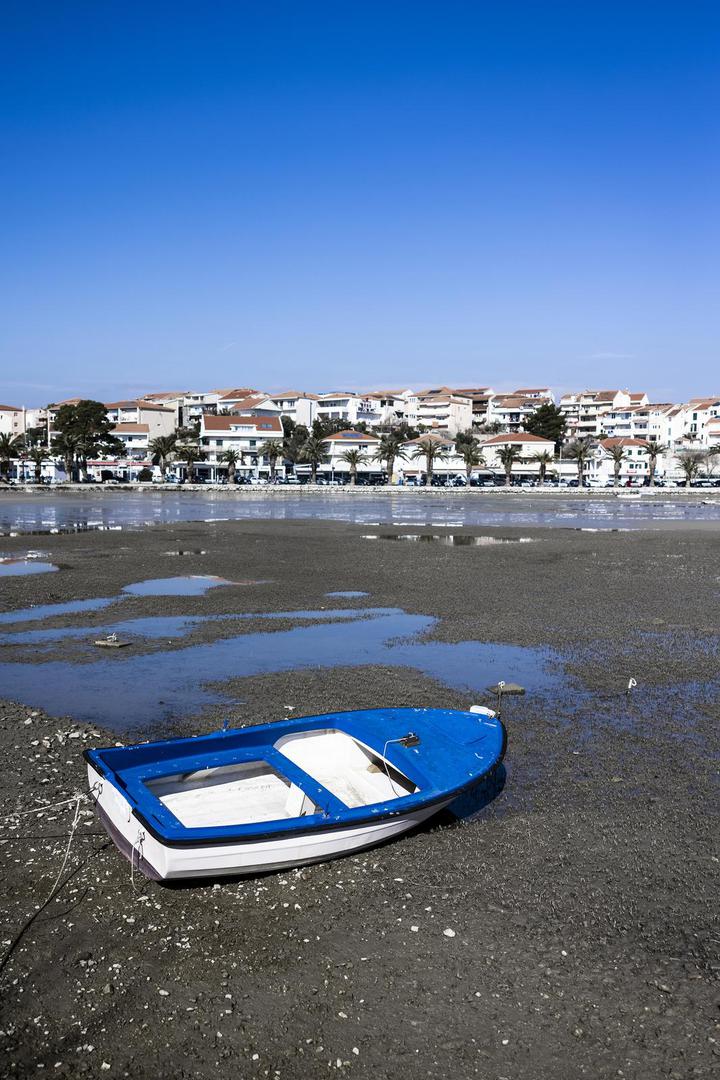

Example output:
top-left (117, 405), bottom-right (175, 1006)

top-left (0, 606), bottom-right (562, 731)
top-left (122, 575), bottom-right (234, 596)
top-left (0, 558), bottom-right (59, 576)
top-left (0, 596), bottom-right (119, 625)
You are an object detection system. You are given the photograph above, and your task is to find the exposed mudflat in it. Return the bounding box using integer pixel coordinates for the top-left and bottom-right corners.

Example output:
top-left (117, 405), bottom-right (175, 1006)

top-left (0, 519), bottom-right (718, 1079)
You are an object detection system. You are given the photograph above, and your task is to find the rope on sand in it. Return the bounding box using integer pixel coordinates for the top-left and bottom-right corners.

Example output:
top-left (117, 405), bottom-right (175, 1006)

top-left (0, 782), bottom-right (105, 981)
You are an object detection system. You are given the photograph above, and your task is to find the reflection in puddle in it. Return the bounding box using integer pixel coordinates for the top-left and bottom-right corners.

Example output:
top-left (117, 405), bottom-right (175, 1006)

top-left (0, 558), bottom-right (59, 577)
top-left (325, 591), bottom-right (369, 598)
top-left (122, 575), bottom-right (233, 597)
top-left (0, 607), bottom-right (561, 731)
top-left (364, 534), bottom-right (535, 546)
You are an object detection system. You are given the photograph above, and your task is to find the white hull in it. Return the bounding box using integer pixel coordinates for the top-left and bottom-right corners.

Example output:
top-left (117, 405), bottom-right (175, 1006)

top-left (88, 763), bottom-right (451, 879)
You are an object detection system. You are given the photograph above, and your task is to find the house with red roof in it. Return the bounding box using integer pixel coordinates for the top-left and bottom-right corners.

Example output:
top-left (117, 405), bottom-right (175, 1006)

top-left (199, 413), bottom-right (284, 480)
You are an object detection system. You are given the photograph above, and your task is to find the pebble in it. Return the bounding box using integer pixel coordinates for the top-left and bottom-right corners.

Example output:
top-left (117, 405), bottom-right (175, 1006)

top-left (443, 928), bottom-right (456, 938)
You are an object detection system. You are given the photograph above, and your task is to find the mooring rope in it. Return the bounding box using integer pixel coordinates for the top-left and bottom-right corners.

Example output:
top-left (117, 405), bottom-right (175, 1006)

top-left (129, 828), bottom-right (146, 892)
top-left (0, 781), bottom-right (107, 981)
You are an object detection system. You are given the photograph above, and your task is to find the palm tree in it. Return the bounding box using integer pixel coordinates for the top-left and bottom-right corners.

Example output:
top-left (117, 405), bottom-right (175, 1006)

top-left (149, 434), bottom-right (177, 479)
top-left (0, 433), bottom-right (21, 480)
top-left (175, 444), bottom-right (205, 483)
top-left (259, 440), bottom-right (283, 480)
top-left (646, 442), bottom-right (667, 486)
top-left (529, 450), bottom-right (554, 485)
top-left (676, 450), bottom-right (705, 486)
top-left (299, 435), bottom-right (328, 483)
top-left (496, 444), bottom-right (522, 487)
top-left (411, 437), bottom-right (448, 485)
top-left (565, 440), bottom-right (593, 485)
top-left (340, 447), bottom-right (367, 485)
top-left (218, 448), bottom-right (242, 483)
top-left (374, 432), bottom-right (406, 483)
top-left (608, 444), bottom-right (626, 487)
top-left (26, 445), bottom-right (49, 483)
top-left (456, 438), bottom-right (485, 482)
top-left (51, 431), bottom-right (80, 482)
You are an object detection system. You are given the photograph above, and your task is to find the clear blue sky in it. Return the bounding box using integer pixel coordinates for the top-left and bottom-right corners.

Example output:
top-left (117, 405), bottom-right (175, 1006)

top-left (1, 1), bottom-right (717, 406)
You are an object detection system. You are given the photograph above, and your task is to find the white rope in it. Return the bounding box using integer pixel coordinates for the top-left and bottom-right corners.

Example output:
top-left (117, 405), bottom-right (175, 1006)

top-left (130, 829), bottom-right (145, 892)
top-left (0, 782), bottom-right (102, 827)
top-left (0, 794), bottom-right (87, 825)
top-left (44, 794), bottom-right (83, 902)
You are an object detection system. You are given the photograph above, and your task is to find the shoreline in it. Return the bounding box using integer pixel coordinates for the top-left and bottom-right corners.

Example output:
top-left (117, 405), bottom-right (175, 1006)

top-left (3, 481), bottom-right (718, 499)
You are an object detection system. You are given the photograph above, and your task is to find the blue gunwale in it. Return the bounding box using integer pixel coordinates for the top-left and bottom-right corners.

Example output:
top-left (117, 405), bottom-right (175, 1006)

top-left (84, 707), bottom-right (506, 847)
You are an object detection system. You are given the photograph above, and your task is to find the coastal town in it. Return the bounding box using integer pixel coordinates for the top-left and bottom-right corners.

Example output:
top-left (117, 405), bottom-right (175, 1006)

top-left (1, 385), bottom-right (719, 488)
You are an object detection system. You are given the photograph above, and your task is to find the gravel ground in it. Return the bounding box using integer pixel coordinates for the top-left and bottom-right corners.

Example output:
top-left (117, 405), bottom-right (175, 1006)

top-left (0, 519), bottom-right (718, 1079)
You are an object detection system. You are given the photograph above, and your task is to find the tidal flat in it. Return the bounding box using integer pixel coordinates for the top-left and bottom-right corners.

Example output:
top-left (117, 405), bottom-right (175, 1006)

top-left (0, 518), bottom-right (718, 1079)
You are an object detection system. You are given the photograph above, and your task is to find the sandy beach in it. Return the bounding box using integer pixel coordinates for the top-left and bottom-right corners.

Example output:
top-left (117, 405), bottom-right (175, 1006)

top-left (1, 517), bottom-right (719, 1079)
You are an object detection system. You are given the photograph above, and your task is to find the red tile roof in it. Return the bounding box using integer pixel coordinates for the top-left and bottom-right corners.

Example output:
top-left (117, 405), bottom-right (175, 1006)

top-left (202, 414), bottom-right (283, 433)
top-left (481, 433), bottom-right (554, 445)
top-left (599, 437), bottom-right (650, 449)
top-left (112, 423), bottom-right (150, 434)
top-left (218, 388), bottom-right (260, 401)
top-left (228, 395), bottom-right (277, 412)
top-left (105, 399), bottom-right (174, 412)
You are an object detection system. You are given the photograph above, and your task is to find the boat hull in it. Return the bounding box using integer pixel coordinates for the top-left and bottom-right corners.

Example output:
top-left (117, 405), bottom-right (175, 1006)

top-left (88, 762), bottom-right (452, 880)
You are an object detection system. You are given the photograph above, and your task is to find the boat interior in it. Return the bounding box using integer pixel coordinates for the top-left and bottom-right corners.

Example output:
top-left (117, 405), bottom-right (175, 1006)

top-left (145, 728), bottom-right (419, 827)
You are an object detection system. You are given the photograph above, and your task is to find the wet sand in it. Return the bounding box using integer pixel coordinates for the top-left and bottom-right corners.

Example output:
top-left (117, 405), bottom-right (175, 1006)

top-left (0, 519), bottom-right (719, 1079)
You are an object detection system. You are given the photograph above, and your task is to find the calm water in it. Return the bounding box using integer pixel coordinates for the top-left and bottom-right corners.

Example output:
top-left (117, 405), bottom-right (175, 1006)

top-left (1, 491), bottom-right (720, 533)
top-left (0, 604), bottom-right (562, 731)
top-left (0, 558), bottom-right (59, 576)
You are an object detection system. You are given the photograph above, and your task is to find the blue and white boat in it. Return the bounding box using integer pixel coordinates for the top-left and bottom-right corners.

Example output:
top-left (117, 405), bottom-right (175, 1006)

top-left (85, 707), bottom-right (506, 880)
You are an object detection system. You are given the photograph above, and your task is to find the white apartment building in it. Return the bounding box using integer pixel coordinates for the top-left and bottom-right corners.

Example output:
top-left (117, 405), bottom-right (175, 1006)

top-left (141, 391), bottom-right (218, 427)
top-left (315, 393), bottom-right (383, 427)
top-left (269, 392), bottom-right (318, 429)
top-left (485, 392), bottom-right (553, 433)
top-left (110, 423), bottom-right (152, 460)
top-left (364, 390), bottom-right (418, 428)
top-left (682, 397), bottom-right (720, 446)
top-left (584, 438), bottom-right (652, 486)
top-left (559, 390), bottom-right (647, 441)
top-left (416, 389), bottom-right (472, 436)
top-left (453, 388), bottom-right (494, 428)
top-left (478, 432), bottom-right (556, 473)
top-left (312, 430), bottom-right (381, 478)
top-left (706, 418), bottom-right (720, 449)
top-left (199, 413), bottom-right (284, 479)
top-left (0, 404), bottom-right (25, 438)
top-left (399, 433), bottom-right (461, 479)
top-left (601, 403), bottom-right (685, 446)
top-left (105, 400), bottom-right (176, 437)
